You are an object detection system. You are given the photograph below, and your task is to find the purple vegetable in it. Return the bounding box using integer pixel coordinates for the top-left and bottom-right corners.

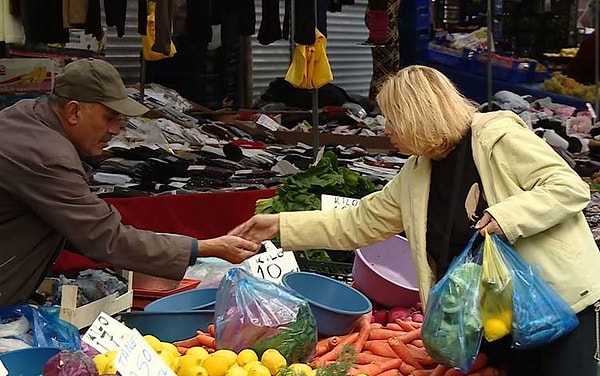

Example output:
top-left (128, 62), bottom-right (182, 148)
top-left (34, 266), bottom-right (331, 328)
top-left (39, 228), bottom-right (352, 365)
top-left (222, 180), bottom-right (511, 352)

top-left (414, 301), bottom-right (423, 312)
top-left (43, 350), bottom-right (99, 376)
top-left (372, 309), bottom-right (388, 325)
top-left (388, 306), bottom-right (413, 323)
top-left (410, 312), bottom-right (424, 323)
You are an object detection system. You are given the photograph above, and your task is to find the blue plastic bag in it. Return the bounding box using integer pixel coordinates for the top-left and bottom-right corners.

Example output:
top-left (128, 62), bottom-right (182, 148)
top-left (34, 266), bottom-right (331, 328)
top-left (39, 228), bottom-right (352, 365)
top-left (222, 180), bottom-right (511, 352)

top-left (491, 234), bottom-right (579, 349)
top-left (422, 233), bottom-right (484, 372)
top-left (0, 305), bottom-right (81, 351)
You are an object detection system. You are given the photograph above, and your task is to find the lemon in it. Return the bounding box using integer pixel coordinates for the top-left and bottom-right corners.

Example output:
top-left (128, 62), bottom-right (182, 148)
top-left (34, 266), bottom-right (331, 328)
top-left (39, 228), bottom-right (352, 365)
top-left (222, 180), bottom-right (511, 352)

top-left (162, 342), bottom-right (181, 357)
top-left (92, 353), bottom-right (110, 373)
top-left (243, 360), bottom-right (262, 372)
top-left (202, 354), bottom-right (232, 376)
top-left (178, 354), bottom-right (205, 370)
top-left (261, 349), bottom-right (287, 375)
top-left (187, 346), bottom-right (210, 361)
top-left (226, 364), bottom-right (249, 376)
top-left (144, 334), bottom-right (163, 353)
top-left (179, 365), bottom-right (209, 376)
top-left (213, 349), bottom-right (238, 367)
top-left (104, 361), bottom-right (117, 375)
top-left (247, 363), bottom-right (271, 376)
top-left (237, 349), bottom-right (259, 367)
top-left (160, 351), bottom-right (177, 368)
top-left (288, 363), bottom-right (313, 376)
top-left (484, 317), bottom-right (510, 340)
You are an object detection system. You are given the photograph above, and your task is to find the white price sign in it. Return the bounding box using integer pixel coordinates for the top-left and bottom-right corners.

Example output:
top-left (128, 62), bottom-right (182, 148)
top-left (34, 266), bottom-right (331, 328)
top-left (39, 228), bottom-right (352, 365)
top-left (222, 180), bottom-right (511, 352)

top-left (246, 241), bottom-right (299, 284)
top-left (0, 360), bottom-right (8, 376)
top-left (82, 311), bottom-right (132, 354)
top-left (116, 329), bottom-right (175, 376)
top-left (321, 194), bottom-right (360, 211)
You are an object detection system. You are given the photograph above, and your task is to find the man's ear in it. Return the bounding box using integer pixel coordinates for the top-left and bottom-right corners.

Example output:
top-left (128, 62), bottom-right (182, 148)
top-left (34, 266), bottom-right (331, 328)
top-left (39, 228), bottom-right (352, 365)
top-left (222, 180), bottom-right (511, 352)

top-left (63, 100), bottom-right (81, 126)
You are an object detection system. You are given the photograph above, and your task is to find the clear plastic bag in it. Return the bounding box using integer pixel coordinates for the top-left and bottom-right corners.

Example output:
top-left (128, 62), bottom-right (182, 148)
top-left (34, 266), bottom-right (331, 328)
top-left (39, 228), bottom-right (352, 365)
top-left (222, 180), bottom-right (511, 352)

top-left (480, 231), bottom-right (513, 342)
top-left (490, 234), bottom-right (579, 349)
top-left (214, 268), bottom-right (317, 363)
top-left (0, 305), bottom-right (81, 351)
top-left (422, 233), bottom-right (484, 372)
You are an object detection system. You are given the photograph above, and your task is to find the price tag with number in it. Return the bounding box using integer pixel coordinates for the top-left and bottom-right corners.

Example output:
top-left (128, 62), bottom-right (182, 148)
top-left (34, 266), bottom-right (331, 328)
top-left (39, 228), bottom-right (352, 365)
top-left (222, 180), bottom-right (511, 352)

top-left (116, 329), bottom-right (176, 376)
top-left (82, 312), bottom-right (132, 354)
top-left (246, 241), bottom-right (299, 284)
top-left (321, 194), bottom-right (361, 211)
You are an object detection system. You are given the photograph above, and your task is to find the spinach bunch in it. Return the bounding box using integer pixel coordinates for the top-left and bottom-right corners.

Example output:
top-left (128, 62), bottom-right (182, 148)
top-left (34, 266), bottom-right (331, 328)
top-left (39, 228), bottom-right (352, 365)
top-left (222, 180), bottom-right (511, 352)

top-left (256, 151), bottom-right (378, 214)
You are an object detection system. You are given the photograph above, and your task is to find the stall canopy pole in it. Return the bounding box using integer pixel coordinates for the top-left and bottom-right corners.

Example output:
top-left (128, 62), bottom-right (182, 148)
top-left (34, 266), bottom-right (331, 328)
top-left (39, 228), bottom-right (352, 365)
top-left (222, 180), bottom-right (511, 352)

top-left (139, 51), bottom-right (146, 103)
top-left (312, 0), bottom-right (320, 160)
top-left (486, 0), bottom-right (493, 110)
top-left (595, 1), bottom-right (599, 117)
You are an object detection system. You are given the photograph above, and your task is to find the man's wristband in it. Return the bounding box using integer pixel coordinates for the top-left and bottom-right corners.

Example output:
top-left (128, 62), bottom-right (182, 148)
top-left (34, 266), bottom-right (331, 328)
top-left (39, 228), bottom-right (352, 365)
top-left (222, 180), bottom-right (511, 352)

top-left (189, 238), bottom-right (199, 265)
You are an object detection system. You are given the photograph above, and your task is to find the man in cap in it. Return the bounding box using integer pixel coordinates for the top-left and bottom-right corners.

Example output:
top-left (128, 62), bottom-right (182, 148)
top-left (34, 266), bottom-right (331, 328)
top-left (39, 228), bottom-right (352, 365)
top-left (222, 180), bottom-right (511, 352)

top-left (0, 58), bottom-right (259, 307)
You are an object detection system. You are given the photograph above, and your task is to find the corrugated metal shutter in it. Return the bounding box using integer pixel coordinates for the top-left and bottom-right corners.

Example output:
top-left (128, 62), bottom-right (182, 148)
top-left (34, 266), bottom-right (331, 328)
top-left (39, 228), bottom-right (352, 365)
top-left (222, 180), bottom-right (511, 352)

top-left (102, 1), bottom-right (142, 85)
top-left (251, 0), bottom-right (373, 102)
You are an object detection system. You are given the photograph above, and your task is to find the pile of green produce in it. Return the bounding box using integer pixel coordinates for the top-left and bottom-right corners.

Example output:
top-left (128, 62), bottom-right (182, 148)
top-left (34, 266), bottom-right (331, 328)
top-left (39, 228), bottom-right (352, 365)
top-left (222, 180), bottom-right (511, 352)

top-left (255, 151), bottom-right (379, 262)
top-left (255, 151), bottom-right (378, 214)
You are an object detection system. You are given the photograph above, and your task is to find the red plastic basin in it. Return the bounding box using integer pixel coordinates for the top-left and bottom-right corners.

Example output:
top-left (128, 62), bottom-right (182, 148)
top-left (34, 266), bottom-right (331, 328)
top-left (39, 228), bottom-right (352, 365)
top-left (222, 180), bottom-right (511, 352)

top-left (352, 235), bottom-right (420, 308)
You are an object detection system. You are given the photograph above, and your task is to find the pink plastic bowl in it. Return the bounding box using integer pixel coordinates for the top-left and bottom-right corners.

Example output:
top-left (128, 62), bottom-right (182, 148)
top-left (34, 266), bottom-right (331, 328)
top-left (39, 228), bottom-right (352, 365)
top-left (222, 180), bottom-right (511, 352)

top-left (352, 235), bottom-right (420, 308)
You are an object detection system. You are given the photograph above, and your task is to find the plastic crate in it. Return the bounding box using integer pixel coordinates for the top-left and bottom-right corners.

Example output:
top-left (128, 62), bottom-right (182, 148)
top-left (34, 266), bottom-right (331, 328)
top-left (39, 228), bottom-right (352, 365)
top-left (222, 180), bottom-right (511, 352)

top-left (132, 278), bottom-right (201, 310)
top-left (295, 257), bottom-right (354, 284)
top-left (424, 45), bottom-right (471, 68)
top-left (469, 52), bottom-right (537, 83)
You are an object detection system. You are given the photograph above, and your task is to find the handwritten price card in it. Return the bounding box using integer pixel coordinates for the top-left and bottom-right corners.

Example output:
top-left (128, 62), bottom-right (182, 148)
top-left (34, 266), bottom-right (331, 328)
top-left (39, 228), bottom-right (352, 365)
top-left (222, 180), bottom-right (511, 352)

top-left (116, 329), bottom-right (175, 376)
top-left (82, 311), bottom-right (132, 354)
top-left (246, 241), bottom-right (299, 284)
top-left (321, 194), bottom-right (360, 211)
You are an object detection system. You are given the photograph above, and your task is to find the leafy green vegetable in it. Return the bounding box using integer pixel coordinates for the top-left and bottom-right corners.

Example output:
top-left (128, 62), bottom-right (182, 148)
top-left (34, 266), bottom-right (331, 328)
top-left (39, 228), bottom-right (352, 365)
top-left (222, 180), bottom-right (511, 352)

top-left (251, 304), bottom-right (318, 364)
top-left (315, 345), bottom-right (356, 376)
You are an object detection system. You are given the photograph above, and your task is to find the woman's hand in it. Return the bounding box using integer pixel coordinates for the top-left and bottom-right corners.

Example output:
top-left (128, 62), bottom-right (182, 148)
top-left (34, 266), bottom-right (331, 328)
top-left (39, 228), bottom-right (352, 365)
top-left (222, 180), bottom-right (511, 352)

top-left (228, 214), bottom-right (281, 244)
top-left (199, 235), bottom-right (259, 264)
top-left (474, 211), bottom-right (505, 237)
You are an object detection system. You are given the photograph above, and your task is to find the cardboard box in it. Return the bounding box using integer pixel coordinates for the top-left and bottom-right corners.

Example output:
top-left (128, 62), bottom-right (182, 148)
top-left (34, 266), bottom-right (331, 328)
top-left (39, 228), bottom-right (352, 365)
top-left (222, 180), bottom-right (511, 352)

top-left (65, 28), bottom-right (106, 53)
top-left (0, 58), bottom-right (56, 94)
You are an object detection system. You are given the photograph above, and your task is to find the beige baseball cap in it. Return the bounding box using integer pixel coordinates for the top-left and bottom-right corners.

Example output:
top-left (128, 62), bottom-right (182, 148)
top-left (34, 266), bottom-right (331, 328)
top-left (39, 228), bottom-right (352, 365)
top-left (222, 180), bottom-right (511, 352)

top-left (53, 58), bottom-right (149, 117)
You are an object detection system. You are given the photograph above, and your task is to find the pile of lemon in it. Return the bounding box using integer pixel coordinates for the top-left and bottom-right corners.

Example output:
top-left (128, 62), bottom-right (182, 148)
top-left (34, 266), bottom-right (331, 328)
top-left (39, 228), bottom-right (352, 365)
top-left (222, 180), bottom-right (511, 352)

top-left (92, 334), bottom-right (315, 376)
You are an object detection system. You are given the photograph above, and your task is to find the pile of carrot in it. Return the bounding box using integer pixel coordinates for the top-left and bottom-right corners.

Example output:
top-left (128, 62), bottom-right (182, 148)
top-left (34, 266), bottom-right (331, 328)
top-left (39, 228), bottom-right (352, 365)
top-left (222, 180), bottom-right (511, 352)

top-left (312, 313), bottom-right (505, 376)
top-left (173, 323), bottom-right (218, 355)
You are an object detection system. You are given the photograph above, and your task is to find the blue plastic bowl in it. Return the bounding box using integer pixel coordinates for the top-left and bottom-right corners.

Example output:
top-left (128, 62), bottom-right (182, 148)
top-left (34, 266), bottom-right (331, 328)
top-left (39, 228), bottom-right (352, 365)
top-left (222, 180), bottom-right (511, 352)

top-left (120, 310), bottom-right (215, 342)
top-left (144, 287), bottom-right (218, 312)
top-left (0, 347), bottom-right (60, 375)
top-left (282, 271), bottom-right (372, 336)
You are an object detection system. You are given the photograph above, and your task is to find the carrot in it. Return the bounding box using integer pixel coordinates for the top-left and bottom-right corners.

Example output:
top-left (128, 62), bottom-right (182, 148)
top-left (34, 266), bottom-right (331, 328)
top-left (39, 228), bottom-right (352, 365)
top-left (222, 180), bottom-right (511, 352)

top-left (370, 322), bottom-right (384, 329)
top-left (377, 369), bottom-right (401, 376)
top-left (352, 311), bottom-right (373, 353)
top-left (176, 345), bottom-right (189, 355)
top-left (369, 328), bottom-right (407, 340)
top-left (429, 365), bottom-right (450, 376)
top-left (207, 323), bottom-right (215, 337)
top-left (467, 366), bottom-right (497, 376)
top-left (410, 322), bottom-right (423, 329)
top-left (355, 352), bottom-right (397, 365)
top-left (443, 369), bottom-right (466, 376)
top-left (388, 336), bottom-right (423, 370)
top-left (406, 344), bottom-right (436, 367)
top-left (410, 370), bottom-right (433, 376)
top-left (395, 319), bottom-right (415, 332)
top-left (385, 323), bottom-right (405, 331)
top-left (411, 339), bottom-right (424, 348)
top-left (398, 328), bottom-right (422, 344)
top-left (194, 332), bottom-right (217, 348)
top-left (315, 342), bottom-right (329, 356)
top-left (399, 361), bottom-right (416, 375)
top-left (311, 332), bottom-right (359, 367)
top-left (363, 341), bottom-right (398, 358)
top-left (467, 353), bottom-right (489, 373)
top-left (349, 358), bottom-right (404, 376)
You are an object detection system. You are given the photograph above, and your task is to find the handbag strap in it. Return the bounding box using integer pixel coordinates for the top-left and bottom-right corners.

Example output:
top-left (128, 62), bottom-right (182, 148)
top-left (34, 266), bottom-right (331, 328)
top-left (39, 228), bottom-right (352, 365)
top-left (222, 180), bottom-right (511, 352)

top-left (436, 133), bottom-right (470, 279)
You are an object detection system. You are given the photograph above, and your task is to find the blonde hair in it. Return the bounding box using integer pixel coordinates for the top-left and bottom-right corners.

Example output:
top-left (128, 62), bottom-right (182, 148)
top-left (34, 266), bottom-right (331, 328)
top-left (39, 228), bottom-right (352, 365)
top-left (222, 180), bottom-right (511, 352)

top-left (376, 65), bottom-right (478, 159)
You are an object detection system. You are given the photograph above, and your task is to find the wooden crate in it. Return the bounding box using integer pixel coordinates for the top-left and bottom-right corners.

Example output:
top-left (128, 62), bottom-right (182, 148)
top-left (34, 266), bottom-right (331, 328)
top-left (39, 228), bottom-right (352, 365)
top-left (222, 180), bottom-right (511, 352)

top-left (39, 271), bottom-right (133, 329)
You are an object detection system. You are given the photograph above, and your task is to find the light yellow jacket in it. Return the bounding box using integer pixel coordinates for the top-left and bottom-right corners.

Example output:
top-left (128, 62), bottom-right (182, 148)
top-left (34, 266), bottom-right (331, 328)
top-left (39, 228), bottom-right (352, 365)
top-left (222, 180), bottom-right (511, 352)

top-left (280, 111), bottom-right (600, 313)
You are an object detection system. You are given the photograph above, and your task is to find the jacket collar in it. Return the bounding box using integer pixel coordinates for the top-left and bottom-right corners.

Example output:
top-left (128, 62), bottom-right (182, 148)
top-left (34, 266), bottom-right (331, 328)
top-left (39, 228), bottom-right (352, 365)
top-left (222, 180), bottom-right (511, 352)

top-left (33, 98), bottom-right (69, 139)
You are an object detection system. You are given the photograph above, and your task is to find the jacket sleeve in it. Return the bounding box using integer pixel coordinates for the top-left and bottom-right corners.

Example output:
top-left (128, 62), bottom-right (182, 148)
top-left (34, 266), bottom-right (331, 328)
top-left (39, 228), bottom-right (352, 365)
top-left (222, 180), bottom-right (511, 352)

top-left (280, 172), bottom-right (405, 250)
top-left (484, 126), bottom-right (590, 243)
top-left (9, 155), bottom-right (193, 280)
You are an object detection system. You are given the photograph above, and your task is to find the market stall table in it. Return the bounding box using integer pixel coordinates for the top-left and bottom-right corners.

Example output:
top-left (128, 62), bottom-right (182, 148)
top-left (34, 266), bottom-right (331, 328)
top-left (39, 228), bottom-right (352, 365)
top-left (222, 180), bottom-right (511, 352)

top-left (53, 188), bottom-right (277, 272)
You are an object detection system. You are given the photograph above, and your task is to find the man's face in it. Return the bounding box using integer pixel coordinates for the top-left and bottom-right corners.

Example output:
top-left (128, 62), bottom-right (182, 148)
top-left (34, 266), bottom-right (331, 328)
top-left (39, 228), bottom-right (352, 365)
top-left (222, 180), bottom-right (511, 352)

top-left (72, 103), bottom-right (125, 156)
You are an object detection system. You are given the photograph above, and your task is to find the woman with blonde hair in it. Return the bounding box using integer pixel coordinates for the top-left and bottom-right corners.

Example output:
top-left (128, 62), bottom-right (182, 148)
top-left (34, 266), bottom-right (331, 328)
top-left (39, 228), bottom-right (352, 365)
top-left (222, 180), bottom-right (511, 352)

top-left (231, 65), bottom-right (600, 375)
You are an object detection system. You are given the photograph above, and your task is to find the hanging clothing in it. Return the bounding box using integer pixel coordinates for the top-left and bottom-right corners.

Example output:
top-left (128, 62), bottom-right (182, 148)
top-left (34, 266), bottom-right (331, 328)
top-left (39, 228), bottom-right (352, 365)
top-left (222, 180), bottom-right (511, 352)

top-left (19, 0), bottom-right (69, 44)
top-left (85, 0), bottom-right (102, 39)
top-left (138, 0), bottom-right (147, 35)
top-left (104, 0), bottom-right (127, 37)
top-left (151, 0), bottom-right (173, 55)
top-left (366, 0), bottom-right (399, 98)
top-left (0, 0), bottom-right (24, 43)
top-left (142, 1), bottom-right (176, 60)
top-left (257, 0), bottom-right (281, 45)
top-left (62, 0), bottom-right (88, 28)
top-left (285, 29), bottom-right (333, 89)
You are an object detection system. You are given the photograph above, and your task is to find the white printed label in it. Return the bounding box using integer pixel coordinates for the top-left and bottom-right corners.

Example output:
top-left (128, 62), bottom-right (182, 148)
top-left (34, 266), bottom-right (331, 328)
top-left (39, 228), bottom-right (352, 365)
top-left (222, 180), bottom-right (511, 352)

top-left (0, 360), bottom-right (8, 376)
top-left (116, 329), bottom-right (175, 376)
top-left (246, 241), bottom-right (299, 284)
top-left (321, 194), bottom-right (361, 211)
top-left (256, 114), bottom-right (281, 131)
top-left (82, 312), bottom-right (132, 354)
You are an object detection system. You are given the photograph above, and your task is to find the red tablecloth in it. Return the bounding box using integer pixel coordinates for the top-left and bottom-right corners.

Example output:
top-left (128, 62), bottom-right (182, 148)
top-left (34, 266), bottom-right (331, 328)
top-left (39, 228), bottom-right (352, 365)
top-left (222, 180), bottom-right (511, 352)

top-left (53, 188), bottom-right (277, 272)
